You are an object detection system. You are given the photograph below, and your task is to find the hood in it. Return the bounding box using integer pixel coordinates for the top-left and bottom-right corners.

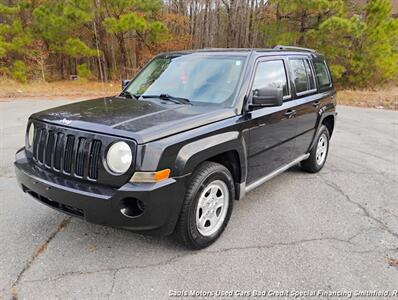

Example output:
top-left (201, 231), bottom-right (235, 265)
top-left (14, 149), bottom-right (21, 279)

top-left (30, 96), bottom-right (236, 144)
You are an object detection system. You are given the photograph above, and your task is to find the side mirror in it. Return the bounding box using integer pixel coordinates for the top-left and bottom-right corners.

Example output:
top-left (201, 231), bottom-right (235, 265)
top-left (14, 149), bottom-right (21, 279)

top-left (121, 80), bottom-right (130, 90)
top-left (251, 87), bottom-right (283, 107)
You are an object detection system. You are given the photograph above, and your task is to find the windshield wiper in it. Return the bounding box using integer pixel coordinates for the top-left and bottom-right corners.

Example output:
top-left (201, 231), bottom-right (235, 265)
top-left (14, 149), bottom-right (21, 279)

top-left (141, 94), bottom-right (192, 105)
top-left (119, 90), bottom-right (139, 100)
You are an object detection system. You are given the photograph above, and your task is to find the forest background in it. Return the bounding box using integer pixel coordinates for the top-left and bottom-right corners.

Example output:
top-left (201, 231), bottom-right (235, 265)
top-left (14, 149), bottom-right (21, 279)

top-left (0, 0), bottom-right (397, 108)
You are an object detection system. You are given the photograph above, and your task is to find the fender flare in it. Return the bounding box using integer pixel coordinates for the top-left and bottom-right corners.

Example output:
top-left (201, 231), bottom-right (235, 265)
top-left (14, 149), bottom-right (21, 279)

top-left (174, 131), bottom-right (248, 185)
top-left (309, 111), bottom-right (336, 152)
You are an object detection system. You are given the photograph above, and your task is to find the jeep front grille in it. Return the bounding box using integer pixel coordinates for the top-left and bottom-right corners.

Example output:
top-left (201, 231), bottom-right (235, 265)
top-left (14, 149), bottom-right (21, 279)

top-left (32, 126), bottom-right (102, 180)
top-left (28, 120), bottom-right (136, 187)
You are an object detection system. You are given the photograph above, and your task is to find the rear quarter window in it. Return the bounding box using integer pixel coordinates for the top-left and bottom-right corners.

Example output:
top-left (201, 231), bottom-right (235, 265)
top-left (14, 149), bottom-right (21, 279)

top-left (289, 58), bottom-right (317, 96)
top-left (314, 61), bottom-right (332, 89)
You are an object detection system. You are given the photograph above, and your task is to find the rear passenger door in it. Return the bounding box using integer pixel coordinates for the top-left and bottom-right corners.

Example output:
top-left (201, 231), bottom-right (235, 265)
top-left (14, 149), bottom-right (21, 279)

top-left (288, 56), bottom-right (323, 154)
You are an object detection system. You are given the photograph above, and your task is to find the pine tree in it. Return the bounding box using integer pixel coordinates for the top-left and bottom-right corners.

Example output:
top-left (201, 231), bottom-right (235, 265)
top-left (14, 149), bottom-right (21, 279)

top-left (32, 0), bottom-right (98, 79)
top-left (0, 3), bottom-right (31, 82)
top-left (355, 0), bottom-right (398, 86)
top-left (305, 15), bottom-right (365, 83)
top-left (306, 0), bottom-right (397, 87)
top-left (102, 0), bottom-right (168, 77)
top-left (262, 0), bottom-right (344, 46)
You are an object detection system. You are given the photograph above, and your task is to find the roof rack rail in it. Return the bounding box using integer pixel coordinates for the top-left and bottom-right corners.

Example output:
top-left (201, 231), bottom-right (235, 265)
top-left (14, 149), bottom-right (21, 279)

top-left (274, 45), bottom-right (316, 53)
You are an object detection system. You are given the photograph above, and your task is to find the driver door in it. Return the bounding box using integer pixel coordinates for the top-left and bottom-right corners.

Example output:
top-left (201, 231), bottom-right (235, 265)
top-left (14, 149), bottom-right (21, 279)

top-left (246, 58), bottom-right (298, 184)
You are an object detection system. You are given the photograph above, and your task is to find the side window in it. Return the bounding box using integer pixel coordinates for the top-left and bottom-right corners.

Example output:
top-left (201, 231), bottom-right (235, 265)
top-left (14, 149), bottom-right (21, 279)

top-left (314, 61), bottom-right (331, 87)
top-left (290, 58), bottom-right (316, 95)
top-left (252, 60), bottom-right (290, 98)
top-left (304, 60), bottom-right (316, 90)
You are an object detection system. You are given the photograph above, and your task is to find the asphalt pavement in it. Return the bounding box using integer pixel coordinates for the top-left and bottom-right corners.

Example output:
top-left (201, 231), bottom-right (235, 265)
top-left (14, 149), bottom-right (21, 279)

top-left (0, 100), bottom-right (397, 299)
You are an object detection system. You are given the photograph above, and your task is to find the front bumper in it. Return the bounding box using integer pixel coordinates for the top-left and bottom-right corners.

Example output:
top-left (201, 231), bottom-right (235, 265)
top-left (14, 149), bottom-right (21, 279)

top-left (14, 148), bottom-right (187, 236)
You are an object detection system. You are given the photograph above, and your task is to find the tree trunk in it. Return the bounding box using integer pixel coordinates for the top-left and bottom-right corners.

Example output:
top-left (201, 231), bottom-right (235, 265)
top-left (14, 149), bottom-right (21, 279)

top-left (117, 34), bottom-right (127, 79)
top-left (93, 0), bottom-right (104, 82)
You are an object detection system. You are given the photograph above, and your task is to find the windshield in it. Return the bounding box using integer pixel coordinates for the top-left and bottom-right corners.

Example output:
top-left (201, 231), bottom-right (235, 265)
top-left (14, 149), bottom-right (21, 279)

top-left (125, 54), bottom-right (247, 106)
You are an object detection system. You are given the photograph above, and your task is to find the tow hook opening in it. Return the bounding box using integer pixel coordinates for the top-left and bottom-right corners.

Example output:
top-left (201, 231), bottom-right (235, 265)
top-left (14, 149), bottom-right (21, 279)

top-left (120, 198), bottom-right (145, 218)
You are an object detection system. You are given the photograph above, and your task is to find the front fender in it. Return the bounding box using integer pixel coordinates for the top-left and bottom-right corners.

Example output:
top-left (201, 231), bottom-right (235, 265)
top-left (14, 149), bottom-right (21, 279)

top-left (174, 131), bottom-right (247, 180)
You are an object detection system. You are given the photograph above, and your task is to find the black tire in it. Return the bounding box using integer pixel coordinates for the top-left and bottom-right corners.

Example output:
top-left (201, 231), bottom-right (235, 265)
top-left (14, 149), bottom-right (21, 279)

top-left (174, 161), bottom-right (235, 250)
top-left (301, 125), bottom-right (330, 173)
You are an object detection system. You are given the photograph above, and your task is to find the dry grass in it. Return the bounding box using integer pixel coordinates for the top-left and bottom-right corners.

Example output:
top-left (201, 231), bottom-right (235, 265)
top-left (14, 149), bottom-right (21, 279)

top-left (0, 79), bottom-right (396, 110)
top-left (0, 79), bottom-right (119, 100)
top-left (337, 86), bottom-right (398, 110)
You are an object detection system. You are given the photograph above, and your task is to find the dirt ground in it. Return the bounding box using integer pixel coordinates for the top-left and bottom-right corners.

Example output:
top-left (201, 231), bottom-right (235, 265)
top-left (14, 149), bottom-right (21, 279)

top-left (0, 80), bottom-right (119, 100)
top-left (0, 79), bottom-right (396, 110)
top-left (338, 87), bottom-right (398, 110)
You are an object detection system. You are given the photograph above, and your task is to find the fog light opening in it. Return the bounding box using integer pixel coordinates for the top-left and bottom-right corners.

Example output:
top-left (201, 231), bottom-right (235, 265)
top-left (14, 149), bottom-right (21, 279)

top-left (120, 198), bottom-right (145, 218)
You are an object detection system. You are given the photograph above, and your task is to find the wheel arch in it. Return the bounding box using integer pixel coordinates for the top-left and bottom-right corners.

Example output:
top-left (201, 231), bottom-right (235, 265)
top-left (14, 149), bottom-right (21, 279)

top-left (206, 150), bottom-right (242, 200)
top-left (309, 112), bottom-right (336, 152)
top-left (322, 115), bottom-right (335, 137)
top-left (174, 132), bottom-right (247, 200)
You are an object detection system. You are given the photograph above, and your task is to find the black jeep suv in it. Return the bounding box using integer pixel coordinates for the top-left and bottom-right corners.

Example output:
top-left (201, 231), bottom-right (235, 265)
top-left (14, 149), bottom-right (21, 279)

top-left (15, 46), bottom-right (336, 249)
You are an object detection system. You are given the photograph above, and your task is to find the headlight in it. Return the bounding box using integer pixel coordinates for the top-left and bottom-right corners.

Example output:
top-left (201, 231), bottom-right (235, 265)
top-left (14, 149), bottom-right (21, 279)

top-left (106, 141), bottom-right (132, 174)
top-left (27, 124), bottom-right (35, 148)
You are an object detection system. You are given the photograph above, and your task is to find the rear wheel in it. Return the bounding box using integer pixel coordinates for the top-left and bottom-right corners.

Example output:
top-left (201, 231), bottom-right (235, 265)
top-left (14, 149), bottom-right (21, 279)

top-left (174, 161), bottom-right (234, 249)
top-left (301, 125), bottom-right (330, 173)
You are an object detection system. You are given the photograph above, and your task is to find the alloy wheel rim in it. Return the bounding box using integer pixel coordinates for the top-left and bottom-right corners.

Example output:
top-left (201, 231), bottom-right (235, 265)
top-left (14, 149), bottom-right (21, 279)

top-left (316, 133), bottom-right (328, 166)
top-left (196, 179), bottom-right (229, 237)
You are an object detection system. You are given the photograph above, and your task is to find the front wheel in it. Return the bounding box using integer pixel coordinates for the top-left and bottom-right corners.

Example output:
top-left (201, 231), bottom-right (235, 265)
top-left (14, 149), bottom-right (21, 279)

top-left (301, 125), bottom-right (330, 173)
top-left (174, 161), bottom-right (235, 250)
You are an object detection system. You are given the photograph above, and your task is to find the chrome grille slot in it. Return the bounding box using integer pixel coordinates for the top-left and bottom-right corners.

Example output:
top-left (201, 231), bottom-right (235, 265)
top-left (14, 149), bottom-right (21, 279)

top-left (53, 133), bottom-right (64, 171)
top-left (63, 135), bottom-right (75, 174)
top-left (37, 128), bottom-right (47, 164)
top-left (75, 137), bottom-right (87, 177)
top-left (32, 125), bottom-right (39, 160)
top-left (45, 131), bottom-right (55, 167)
top-left (88, 140), bottom-right (101, 179)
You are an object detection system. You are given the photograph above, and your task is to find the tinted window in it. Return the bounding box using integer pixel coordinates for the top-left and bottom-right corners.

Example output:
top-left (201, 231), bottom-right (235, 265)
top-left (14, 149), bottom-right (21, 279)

top-left (290, 59), bottom-right (308, 93)
top-left (304, 60), bottom-right (316, 89)
top-left (314, 61), bottom-right (331, 87)
top-left (252, 60), bottom-right (289, 97)
top-left (290, 58), bottom-right (317, 94)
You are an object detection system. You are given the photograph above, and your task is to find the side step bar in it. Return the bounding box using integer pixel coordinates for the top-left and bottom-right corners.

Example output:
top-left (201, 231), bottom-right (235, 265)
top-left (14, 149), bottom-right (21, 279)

top-left (244, 153), bottom-right (310, 194)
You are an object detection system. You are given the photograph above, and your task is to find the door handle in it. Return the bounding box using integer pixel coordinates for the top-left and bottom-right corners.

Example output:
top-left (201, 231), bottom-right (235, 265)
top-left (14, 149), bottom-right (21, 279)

top-left (284, 109), bottom-right (296, 117)
top-left (313, 101), bottom-right (320, 107)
